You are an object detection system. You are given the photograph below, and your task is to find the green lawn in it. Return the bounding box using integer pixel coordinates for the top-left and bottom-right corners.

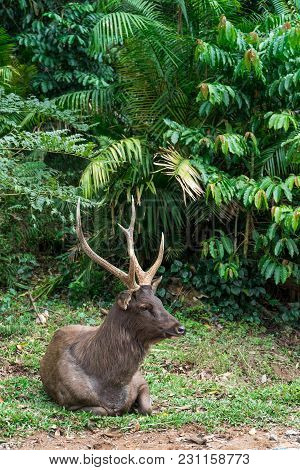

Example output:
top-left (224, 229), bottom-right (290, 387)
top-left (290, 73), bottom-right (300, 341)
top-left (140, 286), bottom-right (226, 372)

top-left (0, 297), bottom-right (299, 440)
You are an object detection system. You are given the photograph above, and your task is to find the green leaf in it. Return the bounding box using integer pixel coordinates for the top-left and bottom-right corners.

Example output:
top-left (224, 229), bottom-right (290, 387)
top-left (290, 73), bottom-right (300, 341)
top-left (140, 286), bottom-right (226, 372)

top-left (261, 257), bottom-right (271, 275)
top-left (280, 266), bottom-right (288, 284)
top-left (273, 186), bottom-right (282, 203)
top-left (209, 240), bottom-right (217, 258)
top-left (267, 223), bottom-right (277, 240)
top-left (221, 235), bottom-right (233, 255)
top-left (265, 262), bottom-right (276, 280)
top-left (274, 266), bottom-right (282, 285)
top-left (274, 240), bottom-right (283, 256)
top-left (216, 239), bottom-right (224, 259)
top-left (281, 183), bottom-right (293, 202)
top-left (170, 132), bottom-right (179, 145)
top-left (286, 239), bottom-right (299, 257)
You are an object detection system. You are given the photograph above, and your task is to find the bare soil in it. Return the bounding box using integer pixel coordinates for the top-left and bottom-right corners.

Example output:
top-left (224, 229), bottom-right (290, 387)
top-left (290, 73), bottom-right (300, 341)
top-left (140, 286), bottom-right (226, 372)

top-left (0, 363), bottom-right (37, 379)
top-left (7, 425), bottom-right (300, 450)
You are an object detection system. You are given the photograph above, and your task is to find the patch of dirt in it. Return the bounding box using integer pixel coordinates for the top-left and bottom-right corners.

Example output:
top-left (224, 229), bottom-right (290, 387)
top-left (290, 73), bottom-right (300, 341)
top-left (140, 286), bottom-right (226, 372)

top-left (0, 363), bottom-right (37, 379)
top-left (162, 360), bottom-right (195, 375)
top-left (271, 363), bottom-right (299, 382)
top-left (161, 357), bottom-right (300, 384)
top-left (7, 425), bottom-right (300, 450)
top-left (276, 330), bottom-right (300, 349)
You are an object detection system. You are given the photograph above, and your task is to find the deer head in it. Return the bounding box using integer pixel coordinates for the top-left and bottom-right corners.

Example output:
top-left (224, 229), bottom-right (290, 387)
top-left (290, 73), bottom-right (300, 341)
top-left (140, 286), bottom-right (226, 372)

top-left (76, 198), bottom-right (185, 342)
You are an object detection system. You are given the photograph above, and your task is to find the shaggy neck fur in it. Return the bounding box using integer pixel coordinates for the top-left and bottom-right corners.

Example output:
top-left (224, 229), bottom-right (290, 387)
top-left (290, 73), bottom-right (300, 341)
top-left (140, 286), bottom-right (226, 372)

top-left (72, 304), bottom-right (149, 386)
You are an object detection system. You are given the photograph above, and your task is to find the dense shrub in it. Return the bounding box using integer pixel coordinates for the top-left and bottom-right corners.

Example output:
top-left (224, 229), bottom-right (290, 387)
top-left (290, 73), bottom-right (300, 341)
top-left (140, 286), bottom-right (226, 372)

top-left (158, 259), bottom-right (300, 325)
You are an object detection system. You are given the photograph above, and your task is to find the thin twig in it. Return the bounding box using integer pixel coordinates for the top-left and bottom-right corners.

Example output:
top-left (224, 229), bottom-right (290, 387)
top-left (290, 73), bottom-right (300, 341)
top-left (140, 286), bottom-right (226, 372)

top-left (27, 291), bottom-right (38, 315)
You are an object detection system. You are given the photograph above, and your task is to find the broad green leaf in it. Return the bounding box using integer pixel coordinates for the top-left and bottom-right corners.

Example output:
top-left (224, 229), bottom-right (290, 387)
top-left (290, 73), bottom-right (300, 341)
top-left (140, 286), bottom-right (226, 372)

top-left (221, 235), bottom-right (233, 255)
top-left (265, 262), bottom-right (276, 280)
top-left (274, 266), bottom-right (282, 285)
top-left (273, 186), bottom-right (282, 203)
top-left (274, 240), bottom-right (283, 256)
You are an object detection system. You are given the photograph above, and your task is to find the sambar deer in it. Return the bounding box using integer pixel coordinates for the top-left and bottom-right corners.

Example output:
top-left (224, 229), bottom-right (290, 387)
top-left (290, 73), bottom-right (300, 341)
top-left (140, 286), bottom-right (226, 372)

top-left (40, 198), bottom-right (185, 416)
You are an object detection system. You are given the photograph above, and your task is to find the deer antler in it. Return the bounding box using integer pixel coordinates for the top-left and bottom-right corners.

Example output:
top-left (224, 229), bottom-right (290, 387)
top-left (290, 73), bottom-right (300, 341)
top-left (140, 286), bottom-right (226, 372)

top-left (133, 234), bottom-right (164, 286)
top-left (76, 197), bottom-right (164, 288)
top-left (118, 197), bottom-right (164, 286)
top-left (76, 198), bottom-right (138, 290)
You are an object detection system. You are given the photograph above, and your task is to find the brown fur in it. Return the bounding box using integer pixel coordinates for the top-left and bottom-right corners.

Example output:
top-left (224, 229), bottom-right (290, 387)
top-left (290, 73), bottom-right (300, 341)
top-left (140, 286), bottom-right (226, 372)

top-left (40, 285), bottom-right (185, 416)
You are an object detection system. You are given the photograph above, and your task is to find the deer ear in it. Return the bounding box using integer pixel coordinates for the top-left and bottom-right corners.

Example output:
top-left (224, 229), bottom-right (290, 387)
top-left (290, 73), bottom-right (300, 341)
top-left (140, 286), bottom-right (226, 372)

top-left (151, 276), bottom-right (162, 293)
top-left (117, 291), bottom-right (132, 310)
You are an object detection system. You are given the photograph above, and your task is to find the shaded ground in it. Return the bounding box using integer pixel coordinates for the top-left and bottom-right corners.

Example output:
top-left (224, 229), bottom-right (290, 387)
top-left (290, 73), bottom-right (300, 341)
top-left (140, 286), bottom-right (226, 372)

top-left (7, 425), bottom-right (300, 450)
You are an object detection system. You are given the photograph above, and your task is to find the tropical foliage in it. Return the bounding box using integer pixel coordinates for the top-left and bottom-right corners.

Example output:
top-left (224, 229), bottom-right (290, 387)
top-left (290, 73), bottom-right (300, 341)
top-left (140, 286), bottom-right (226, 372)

top-left (0, 0), bottom-right (299, 322)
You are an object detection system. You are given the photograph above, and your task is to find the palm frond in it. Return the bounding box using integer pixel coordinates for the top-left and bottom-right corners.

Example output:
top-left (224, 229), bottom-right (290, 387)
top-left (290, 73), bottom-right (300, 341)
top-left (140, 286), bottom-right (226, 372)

top-left (190, 0), bottom-right (242, 26)
top-left (257, 142), bottom-right (299, 178)
top-left (53, 87), bottom-right (114, 113)
top-left (269, 0), bottom-right (297, 15)
top-left (155, 147), bottom-right (203, 200)
top-left (0, 28), bottom-right (13, 67)
top-left (123, 0), bottom-right (163, 21)
top-left (81, 137), bottom-right (145, 196)
top-left (91, 8), bottom-right (180, 65)
top-left (0, 65), bottom-right (13, 86)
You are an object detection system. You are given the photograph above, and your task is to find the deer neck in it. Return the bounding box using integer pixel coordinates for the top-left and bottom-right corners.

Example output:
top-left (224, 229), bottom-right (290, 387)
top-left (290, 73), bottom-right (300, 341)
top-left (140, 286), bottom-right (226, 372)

top-left (74, 306), bottom-right (148, 385)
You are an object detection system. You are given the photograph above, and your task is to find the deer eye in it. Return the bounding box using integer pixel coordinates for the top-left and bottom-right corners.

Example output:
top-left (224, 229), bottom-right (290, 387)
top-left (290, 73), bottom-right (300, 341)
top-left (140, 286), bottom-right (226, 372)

top-left (139, 303), bottom-right (153, 313)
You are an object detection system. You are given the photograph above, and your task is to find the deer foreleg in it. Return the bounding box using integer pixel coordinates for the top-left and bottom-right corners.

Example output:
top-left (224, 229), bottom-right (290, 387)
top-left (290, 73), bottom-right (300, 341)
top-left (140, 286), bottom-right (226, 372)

top-left (137, 383), bottom-right (152, 415)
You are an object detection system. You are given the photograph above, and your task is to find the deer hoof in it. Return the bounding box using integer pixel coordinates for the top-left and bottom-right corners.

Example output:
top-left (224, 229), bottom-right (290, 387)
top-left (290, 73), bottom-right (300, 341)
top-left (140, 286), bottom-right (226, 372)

top-left (80, 406), bottom-right (108, 416)
top-left (138, 402), bottom-right (152, 415)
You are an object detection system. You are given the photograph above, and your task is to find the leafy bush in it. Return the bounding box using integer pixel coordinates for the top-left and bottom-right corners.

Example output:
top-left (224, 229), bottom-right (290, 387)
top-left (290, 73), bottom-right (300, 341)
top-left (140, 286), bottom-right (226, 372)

top-left (158, 259), bottom-right (299, 325)
top-left (16, 2), bottom-right (114, 97)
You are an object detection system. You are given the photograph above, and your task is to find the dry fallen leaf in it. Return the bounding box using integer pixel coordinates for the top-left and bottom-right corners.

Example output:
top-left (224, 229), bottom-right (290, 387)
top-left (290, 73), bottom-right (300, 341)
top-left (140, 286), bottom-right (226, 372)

top-left (132, 421), bottom-right (140, 432)
top-left (0, 397), bottom-right (4, 403)
top-left (36, 312), bottom-right (48, 325)
top-left (185, 435), bottom-right (207, 445)
top-left (248, 428), bottom-right (256, 436)
top-left (285, 429), bottom-right (299, 437)
top-left (218, 372), bottom-right (232, 382)
top-left (103, 432), bottom-right (122, 438)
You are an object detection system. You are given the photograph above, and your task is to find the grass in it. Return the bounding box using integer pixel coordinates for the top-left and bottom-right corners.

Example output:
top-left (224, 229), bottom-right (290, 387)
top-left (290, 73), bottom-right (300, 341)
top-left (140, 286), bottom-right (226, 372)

top-left (0, 295), bottom-right (299, 441)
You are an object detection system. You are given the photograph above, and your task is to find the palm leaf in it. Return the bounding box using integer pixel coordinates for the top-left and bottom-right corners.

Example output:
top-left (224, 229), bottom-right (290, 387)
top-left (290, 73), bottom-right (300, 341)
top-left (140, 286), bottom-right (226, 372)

top-left (155, 147), bottom-right (204, 200)
top-left (0, 28), bottom-right (13, 67)
top-left (81, 137), bottom-right (145, 196)
top-left (91, 11), bottom-right (152, 52)
top-left (53, 87), bottom-right (114, 113)
top-left (91, 8), bottom-right (180, 64)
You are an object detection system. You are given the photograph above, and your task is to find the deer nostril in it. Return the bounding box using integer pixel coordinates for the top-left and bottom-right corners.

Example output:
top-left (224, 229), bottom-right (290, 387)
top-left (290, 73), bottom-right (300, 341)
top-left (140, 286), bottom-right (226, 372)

top-left (176, 325), bottom-right (185, 335)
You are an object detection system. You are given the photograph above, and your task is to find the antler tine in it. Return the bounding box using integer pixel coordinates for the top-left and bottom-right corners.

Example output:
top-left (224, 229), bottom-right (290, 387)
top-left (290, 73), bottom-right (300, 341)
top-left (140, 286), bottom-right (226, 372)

top-left (76, 198), bottom-right (138, 290)
top-left (119, 198), bottom-right (165, 286)
top-left (135, 233), bottom-right (165, 285)
top-left (117, 197), bottom-right (139, 290)
top-left (117, 197), bottom-right (135, 248)
top-left (77, 197), bottom-right (165, 290)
